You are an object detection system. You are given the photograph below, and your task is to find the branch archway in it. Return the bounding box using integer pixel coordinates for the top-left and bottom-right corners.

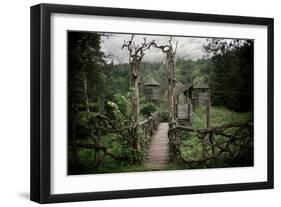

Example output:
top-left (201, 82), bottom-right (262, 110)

top-left (151, 37), bottom-right (178, 122)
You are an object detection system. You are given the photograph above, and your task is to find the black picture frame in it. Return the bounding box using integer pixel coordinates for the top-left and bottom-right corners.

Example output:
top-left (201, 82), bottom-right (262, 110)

top-left (30, 3), bottom-right (274, 204)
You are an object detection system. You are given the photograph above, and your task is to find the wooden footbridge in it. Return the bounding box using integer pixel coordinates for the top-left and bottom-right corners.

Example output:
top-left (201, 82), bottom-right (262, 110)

top-left (144, 122), bottom-right (170, 170)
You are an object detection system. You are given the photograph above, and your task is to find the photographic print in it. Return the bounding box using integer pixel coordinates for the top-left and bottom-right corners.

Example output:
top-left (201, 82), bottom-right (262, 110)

top-left (67, 31), bottom-right (254, 175)
top-left (31, 4), bottom-right (273, 203)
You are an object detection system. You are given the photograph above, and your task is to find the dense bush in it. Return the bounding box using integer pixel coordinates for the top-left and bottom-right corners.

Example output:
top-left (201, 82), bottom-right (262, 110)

top-left (140, 103), bottom-right (157, 118)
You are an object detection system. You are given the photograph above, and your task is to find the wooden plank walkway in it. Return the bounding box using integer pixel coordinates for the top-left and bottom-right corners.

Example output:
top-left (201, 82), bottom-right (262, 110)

top-left (144, 122), bottom-right (169, 170)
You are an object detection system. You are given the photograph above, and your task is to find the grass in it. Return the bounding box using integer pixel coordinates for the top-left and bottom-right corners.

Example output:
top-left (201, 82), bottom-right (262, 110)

top-left (192, 106), bottom-right (253, 128)
top-left (177, 105), bottom-right (253, 169)
top-left (85, 157), bottom-right (147, 174)
top-left (73, 146), bottom-right (148, 175)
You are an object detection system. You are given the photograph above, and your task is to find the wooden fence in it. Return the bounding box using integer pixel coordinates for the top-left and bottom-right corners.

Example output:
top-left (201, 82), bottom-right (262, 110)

top-left (74, 112), bottom-right (161, 165)
top-left (140, 111), bottom-right (160, 139)
top-left (168, 121), bottom-right (253, 166)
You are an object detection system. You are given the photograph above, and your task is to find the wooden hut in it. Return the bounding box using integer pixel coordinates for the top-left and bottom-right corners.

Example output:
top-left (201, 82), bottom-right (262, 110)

top-left (191, 80), bottom-right (210, 108)
top-left (175, 82), bottom-right (193, 123)
top-left (143, 77), bottom-right (161, 103)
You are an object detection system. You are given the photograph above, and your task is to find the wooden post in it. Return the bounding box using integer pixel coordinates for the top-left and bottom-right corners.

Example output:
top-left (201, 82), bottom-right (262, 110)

top-left (166, 45), bottom-right (177, 123)
top-left (130, 63), bottom-right (141, 151)
top-left (168, 122), bottom-right (177, 161)
top-left (206, 90), bottom-right (215, 155)
top-left (184, 91), bottom-right (188, 104)
top-left (202, 136), bottom-right (206, 159)
top-left (206, 89), bottom-right (210, 128)
top-left (176, 94), bottom-right (179, 119)
top-left (167, 60), bottom-right (176, 122)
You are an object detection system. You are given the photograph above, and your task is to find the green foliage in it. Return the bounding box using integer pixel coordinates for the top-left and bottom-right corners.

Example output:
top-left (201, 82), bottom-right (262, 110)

top-left (104, 63), bottom-right (130, 98)
top-left (205, 39), bottom-right (254, 112)
top-left (113, 93), bottom-right (131, 119)
top-left (103, 93), bottom-right (133, 127)
top-left (140, 103), bottom-right (157, 118)
top-left (105, 101), bottom-right (127, 125)
top-left (68, 31), bottom-right (105, 105)
top-left (175, 58), bottom-right (211, 84)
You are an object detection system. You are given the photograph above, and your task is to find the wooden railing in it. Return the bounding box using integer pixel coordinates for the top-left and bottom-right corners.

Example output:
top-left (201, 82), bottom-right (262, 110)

top-left (140, 111), bottom-right (160, 139)
top-left (168, 121), bottom-right (253, 166)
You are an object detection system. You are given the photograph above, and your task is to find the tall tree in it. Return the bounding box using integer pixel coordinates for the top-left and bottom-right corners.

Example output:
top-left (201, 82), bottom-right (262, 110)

top-left (122, 35), bottom-right (154, 150)
top-left (204, 39), bottom-right (254, 112)
top-left (68, 32), bottom-right (105, 171)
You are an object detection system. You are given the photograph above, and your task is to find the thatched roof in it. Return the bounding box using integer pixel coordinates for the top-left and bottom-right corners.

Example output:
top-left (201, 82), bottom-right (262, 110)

top-left (144, 77), bottom-right (160, 86)
top-left (193, 79), bottom-right (209, 89)
top-left (175, 82), bottom-right (190, 96)
top-left (174, 79), bottom-right (209, 97)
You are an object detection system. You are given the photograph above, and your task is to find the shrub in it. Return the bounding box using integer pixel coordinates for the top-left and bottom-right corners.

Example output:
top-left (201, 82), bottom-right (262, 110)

top-left (140, 103), bottom-right (157, 118)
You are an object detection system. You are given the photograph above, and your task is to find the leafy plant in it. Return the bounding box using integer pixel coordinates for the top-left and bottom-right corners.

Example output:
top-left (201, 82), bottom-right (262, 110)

top-left (140, 103), bottom-right (157, 118)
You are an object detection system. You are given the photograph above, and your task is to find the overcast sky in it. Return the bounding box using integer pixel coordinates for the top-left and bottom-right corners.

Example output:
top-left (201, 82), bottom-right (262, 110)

top-left (100, 33), bottom-right (208, 64)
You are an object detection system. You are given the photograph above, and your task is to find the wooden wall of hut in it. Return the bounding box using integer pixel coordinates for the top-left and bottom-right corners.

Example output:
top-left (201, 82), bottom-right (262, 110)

top-left (143, 85), bottom-right (161, 102)
top-left (177, 103), bottom-right (193, 123)
top-left (143, 77), bottom-right (161, 104)
top-left (192, 89), bottom-right (209, 108)
top-left (191, 80), bottom-right (210, 109)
